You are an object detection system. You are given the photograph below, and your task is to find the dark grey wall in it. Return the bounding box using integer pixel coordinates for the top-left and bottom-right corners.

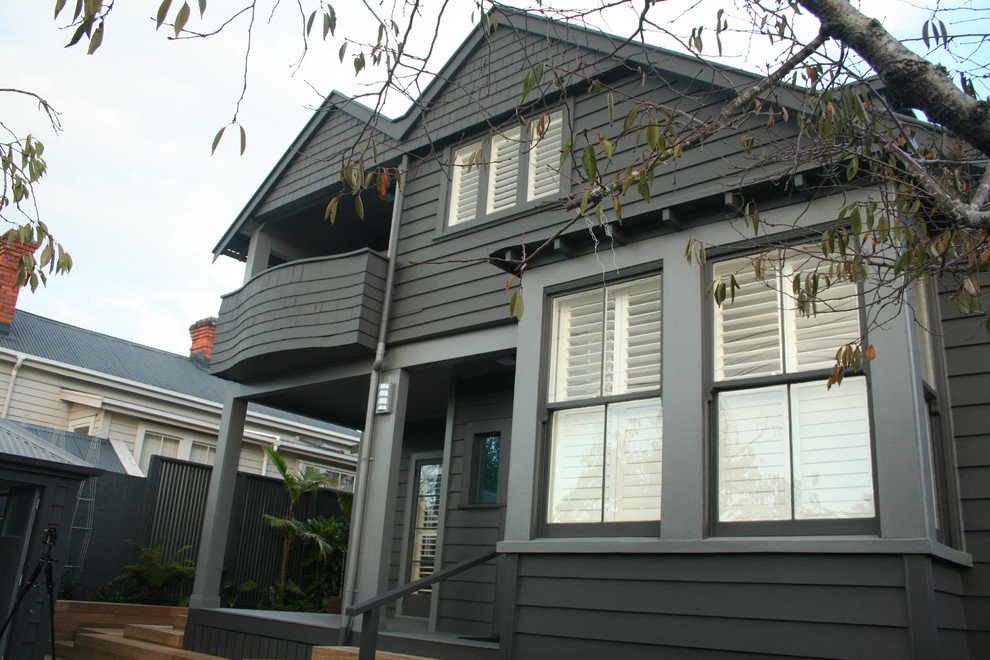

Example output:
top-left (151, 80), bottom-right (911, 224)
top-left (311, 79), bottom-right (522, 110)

top-left (509, 553), bottom-right (916, 659)
top-left (435, 373), bottom-right (513, 637)
top-left (941, 284), bottom-right (990, 656)
top-left (257, 110), bottom-right (399, 218)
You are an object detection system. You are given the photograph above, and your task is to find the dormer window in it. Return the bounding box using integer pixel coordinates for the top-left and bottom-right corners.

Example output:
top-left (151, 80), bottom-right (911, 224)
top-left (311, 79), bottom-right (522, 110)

top-left (448, 110), bottom-right (565, 227)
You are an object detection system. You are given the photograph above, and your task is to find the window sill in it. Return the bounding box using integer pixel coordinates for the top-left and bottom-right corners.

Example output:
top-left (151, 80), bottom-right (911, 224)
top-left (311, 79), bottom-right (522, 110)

top-left (459, 502), bottom-right (505, 510)
top-left (435, 200), bottom-right (562, 242)
top-left (496, 537), bottom-right (972, 567)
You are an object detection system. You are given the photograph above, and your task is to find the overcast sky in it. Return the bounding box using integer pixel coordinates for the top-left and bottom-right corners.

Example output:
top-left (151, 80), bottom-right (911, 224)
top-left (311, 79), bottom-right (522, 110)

top-left (0, 2), bottom-right (964, 355)
top-left (0, 2), bottom-right (465, 354)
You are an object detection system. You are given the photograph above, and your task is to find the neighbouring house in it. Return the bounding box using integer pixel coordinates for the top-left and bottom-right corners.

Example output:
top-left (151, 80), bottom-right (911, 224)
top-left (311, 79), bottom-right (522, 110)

top-left (0, 239), bottom-right (359, 485)
top-left (187, 9), bottom-right (989, 659)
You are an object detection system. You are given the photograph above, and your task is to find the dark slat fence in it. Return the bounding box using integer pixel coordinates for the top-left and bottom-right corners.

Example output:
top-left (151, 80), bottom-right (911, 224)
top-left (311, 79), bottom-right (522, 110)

top-left (64, 455), bottom-right (345, 608)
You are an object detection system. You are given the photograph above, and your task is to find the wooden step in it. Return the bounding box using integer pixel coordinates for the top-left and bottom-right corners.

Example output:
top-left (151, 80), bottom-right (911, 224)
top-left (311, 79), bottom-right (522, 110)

top-left (72, 628), bottom-right (225, 660)
top-left (311, 647), bottom-right (435, 660)
top-left (51, 638), bottom-right (84, 660)
top-left (124, 623), bottom-right (185, 648)
top-left (55, 600), bottom-right (189, 640)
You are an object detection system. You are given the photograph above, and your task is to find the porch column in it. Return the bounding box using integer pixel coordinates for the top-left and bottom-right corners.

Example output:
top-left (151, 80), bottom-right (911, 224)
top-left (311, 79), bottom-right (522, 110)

top-left (189, 390), bottom-right (247, 608)
top-left (352, 368), bottom-right (409, 607)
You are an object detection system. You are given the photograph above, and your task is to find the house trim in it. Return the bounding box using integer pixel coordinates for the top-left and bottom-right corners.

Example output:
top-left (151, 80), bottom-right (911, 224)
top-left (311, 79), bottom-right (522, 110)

top-left (496, 536), bottom-right (971, 565)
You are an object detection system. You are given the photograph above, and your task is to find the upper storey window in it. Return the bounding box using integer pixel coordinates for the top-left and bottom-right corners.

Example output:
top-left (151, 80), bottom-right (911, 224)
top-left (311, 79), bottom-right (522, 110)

top-left (448, 111), bottom-right (565, 227)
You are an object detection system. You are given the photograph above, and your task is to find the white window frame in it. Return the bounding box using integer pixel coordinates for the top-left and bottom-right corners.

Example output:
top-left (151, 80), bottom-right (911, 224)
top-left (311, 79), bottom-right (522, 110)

top-left (137, 428), bottom-right (182, 475)
top-left (446, 110), bottom-right (566, 229)
top-left (188, 441), bottom-right (217, 466)
top-left (711, 248), bottom-right (878, 534)
top-left (544, 274), bottom-right (663, 536)
top-left (298, 461), bottom-right (355, 492)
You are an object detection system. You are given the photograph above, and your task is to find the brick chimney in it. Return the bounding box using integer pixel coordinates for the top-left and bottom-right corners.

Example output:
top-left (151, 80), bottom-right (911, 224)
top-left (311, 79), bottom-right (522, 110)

top-left (189, 317), bottom-right (217, 363)
top-left (0, 236), bottom-right (38, 330)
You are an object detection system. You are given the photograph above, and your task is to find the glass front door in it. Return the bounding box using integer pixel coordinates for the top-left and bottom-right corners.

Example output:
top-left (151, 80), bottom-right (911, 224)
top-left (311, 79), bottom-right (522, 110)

top-left (403, 459), bottom-right (442, 618)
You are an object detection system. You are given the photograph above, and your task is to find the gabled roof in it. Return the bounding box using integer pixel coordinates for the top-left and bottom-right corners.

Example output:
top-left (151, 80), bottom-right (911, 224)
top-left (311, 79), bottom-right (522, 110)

top-left (0, 310), bottom-right (356, 439)
top-left (213, 8), bottom-right (792, 261)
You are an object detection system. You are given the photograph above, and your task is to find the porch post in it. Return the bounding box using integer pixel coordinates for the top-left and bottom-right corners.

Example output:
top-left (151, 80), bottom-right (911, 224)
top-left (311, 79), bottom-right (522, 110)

top-left (352, 368), bottom-right (409, 609)
top-left (189, 389), bottom-right (247, 608)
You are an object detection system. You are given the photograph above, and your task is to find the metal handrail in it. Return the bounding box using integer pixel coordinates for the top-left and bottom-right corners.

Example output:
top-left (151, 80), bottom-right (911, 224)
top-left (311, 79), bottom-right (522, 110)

top-left (345, 550), bottom-right (499, 660)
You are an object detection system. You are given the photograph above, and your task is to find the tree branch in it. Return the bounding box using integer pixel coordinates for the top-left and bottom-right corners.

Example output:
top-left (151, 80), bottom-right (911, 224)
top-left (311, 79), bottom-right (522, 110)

top-left (564, 29), bottom-right (828, 212)
top-left (797, 0), bottom-right (990, 157)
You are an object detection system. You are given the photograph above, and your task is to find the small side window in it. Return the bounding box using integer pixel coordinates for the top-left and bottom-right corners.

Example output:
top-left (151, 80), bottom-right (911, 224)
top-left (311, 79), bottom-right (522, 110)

top-left (470, 432), bottom-right (502, 505)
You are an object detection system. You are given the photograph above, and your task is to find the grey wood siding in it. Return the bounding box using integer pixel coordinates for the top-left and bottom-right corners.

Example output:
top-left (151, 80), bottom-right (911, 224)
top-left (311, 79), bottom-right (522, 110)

top-left (933, 559), bottom-right (971, 657)
top-left (387, 51), bottom-right (798, 345)
top-left (408, 29), bottom-right (585, 147)
top-left (257, 110), bottom-right (399, 216)
top-left (509, 553), bottom-right (913, 659)
top-left (212, 250), bottom-right (387, 380)
top-left (435, 373), bottom-right (513, 636)
top-left (184, 608), bottom-right (335, 659)
top-left (941, 287), bottom-right (990, 657)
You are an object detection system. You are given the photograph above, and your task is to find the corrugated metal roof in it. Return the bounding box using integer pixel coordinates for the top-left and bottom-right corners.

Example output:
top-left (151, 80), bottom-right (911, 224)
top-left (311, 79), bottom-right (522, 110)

top-left (0, 418), bottom-right (95, 469)
top-left (0, 311), bottom-right (356, 439)
top-left (9, 420), bottom-right (127, 473)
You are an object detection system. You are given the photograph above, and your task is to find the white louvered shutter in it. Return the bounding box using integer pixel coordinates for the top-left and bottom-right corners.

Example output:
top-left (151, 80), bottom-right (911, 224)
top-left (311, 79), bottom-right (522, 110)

top-left (784, 255), bottom-right (860, 372)
top-left (714, 259), bottom-right (782, 380)
top-left (487, 127), bottom-right (521, 214)
top-left (606, 398), bottom-right (662, 521)
top-left (608, 276), bottom-right (662, 395)
top-left (791, 377), bottom-right (874, 519)
top-left (550, 289), bottom-right (604, 402)
top-left (449, 141), bottom-right (482, 226)
top-left (548, 406), bottom-right (606, 523)
top-left (718, 385), bottom-right (791, 521)
top-left (528, 111), bottom-right (564, 201)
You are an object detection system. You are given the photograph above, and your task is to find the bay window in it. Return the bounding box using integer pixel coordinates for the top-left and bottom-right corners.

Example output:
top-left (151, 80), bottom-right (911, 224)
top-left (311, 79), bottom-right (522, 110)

top-left (448, 110), bottom-right (564, 227)
top-left (713, 250), bottom-right (877, 531)
top-left (545, 275), bottom-right (662, 530)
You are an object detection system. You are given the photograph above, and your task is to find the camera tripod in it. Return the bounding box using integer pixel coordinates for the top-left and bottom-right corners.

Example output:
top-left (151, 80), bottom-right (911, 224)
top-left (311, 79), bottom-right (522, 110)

top-left (0, 526), bottom-right (58, 660)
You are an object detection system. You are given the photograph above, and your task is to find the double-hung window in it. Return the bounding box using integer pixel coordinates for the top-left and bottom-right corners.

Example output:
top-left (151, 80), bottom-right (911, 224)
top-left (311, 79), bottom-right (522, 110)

top-left (713, 249), bottom-right (876, 532)
top-left (545, 275), bottom-right (663, 531)
top-left (448, 111), bottom-right (564, 227)
top-left (139, 431), bottom-right (181, 474)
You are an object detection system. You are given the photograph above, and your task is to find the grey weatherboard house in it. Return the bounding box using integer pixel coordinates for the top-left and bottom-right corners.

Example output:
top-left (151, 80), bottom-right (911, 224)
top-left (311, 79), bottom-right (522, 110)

top-left (187, 9), bottom-right (990, 659)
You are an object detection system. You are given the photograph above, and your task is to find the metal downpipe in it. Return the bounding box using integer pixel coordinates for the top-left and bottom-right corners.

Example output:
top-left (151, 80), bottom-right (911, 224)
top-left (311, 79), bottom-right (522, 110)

top-left (338, 155), bottom-right (407, 644)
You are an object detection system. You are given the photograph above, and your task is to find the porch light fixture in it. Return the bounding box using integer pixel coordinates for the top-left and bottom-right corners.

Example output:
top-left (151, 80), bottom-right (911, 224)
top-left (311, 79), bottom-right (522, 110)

top-left (375, 382), bottom-right (393, 414)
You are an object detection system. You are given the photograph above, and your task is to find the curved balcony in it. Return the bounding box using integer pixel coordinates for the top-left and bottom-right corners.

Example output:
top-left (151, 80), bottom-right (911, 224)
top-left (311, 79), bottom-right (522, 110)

top-left (211, 249), bottom-right (388, 382)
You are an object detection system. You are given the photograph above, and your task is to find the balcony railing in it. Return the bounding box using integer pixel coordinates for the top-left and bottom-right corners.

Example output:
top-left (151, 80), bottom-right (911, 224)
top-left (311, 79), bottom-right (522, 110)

top-left (211, 249), bottom-right (388, 381)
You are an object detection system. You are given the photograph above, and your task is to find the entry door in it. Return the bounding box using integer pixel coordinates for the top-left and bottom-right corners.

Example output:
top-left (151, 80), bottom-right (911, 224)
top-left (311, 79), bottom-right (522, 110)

top-left (402, 458), bottom-right (442, 618)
